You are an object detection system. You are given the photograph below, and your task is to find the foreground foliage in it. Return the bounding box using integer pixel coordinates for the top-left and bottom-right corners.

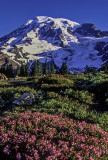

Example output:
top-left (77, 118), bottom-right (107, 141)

top-left (0, 72), bottom-right (108, 159)
top-left (0, 111), bottom-right (107, 160)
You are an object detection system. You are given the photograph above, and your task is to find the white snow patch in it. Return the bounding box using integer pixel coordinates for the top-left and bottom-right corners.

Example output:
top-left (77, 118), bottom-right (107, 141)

top-left (7, 37), bottom-right (17, 44)
top-left (25, 20), bottom-right (33, 25)
top-left (36, 16), bottom-right (50, 23)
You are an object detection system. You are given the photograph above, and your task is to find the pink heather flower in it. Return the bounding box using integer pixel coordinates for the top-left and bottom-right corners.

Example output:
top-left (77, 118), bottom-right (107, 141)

top-left (77, 155), bottom-right (82, 160)
top-left (3, 145), bottom-right (11, 154)
top-left (33, 150), bottom-right (39, 160)
top-left (0, 111), bottom-right (108, 159)
top-left (16, 152), bottom-right (21, 160)
top-left (80, 136), bottom-right (85, 142)
top-left (14, 145), bottom-right (19, 151)
top-left (25, 155), bottom-right (33, 160)
top-left (46, 155), bottom-right (57, 160)
top-left (97, 149), bottom-right (102, 157)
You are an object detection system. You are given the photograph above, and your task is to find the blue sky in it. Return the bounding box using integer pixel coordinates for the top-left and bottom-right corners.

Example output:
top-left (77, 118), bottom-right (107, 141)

top-left (0, 0), bottom-right (108, 37)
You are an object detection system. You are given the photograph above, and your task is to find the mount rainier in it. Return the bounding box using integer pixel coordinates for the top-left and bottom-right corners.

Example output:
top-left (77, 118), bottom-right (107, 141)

top-left (0, 16), bottom-right (108, 72)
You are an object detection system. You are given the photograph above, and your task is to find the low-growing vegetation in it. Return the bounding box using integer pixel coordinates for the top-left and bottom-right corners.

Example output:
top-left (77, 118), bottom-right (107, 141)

top-left (0, 111), bottom-right (107, 160)
top-left (0, 72), bottom-right (108, 160)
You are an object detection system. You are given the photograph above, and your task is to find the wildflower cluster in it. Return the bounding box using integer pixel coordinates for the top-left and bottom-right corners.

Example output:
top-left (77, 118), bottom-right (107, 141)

top-left (0, 111), bottom-right (107, 160)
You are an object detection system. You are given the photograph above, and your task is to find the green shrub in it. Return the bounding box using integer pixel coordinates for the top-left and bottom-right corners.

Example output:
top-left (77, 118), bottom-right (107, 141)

top-left (41, 83), bottom-right (49, 89)
top-left (0, 86), bottom-right (37, 102)
top-left (60, 89), bottom-right (93, 104)
top-left (39, 76), bottom-right (73, 85)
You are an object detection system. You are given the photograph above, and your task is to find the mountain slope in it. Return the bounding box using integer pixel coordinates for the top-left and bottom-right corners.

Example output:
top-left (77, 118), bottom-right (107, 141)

top-left (0, 16), bottom-right (108, 72)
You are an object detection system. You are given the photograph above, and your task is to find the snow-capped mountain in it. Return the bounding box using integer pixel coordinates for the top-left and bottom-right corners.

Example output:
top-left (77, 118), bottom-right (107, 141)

top-left (0, 16), bottom-right (108, 72)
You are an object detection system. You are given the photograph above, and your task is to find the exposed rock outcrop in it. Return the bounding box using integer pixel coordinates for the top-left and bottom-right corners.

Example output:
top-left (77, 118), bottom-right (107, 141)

top-left (12, 93), bottom-right (36, 105)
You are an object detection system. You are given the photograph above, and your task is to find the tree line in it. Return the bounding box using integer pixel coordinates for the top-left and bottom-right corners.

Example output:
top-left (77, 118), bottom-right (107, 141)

top-left (0, 59), bottom-right (68, 78)
top-left (1, 58), bottom-right (107, 79)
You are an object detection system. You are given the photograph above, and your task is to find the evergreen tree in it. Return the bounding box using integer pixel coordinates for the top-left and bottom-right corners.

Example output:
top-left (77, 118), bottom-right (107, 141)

top-left (25, 62), bottom-right (30, 77)
top-left (20, 64), bottom-right (25, 77)
top-left (5, 64), bottom-right (14, 78)
top-left (37, 60), bottom-right (43, 76)
top-left (43, 59), bottom-right (48, 75)
top-left (91, 67), bottom-right (97, 75)
top-left (16, 66), bottom-right (20, 77)
top-left (60, 62), bottom-right (68, 75)
top-left (48, 64), bottom-right (51, 74)
top-left (51, 65), bottom-right (55, 74)
top-left (31, 67), bottom-right (34, 76)
top-left (38, 61), bottom-right (43, 76)
top-left (5, 64), bottom-right (9, 77)
top-left (31, 60), bottom-right (43, 76)
top-left (33, 61), bottom-right (38, 76)
top-left (0, 65), bottom-right (5, 75)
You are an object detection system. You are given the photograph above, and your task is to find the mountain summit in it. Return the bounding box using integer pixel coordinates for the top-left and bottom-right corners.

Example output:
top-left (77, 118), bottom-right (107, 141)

top-left (0, 16), bottom-right (108, 72)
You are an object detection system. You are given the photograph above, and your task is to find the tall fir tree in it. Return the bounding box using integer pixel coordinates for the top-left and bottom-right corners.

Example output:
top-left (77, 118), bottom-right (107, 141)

top-left (16, 66), bottom-right (20, 77)
top-left (25, 61), bottom-right (30, 77)
top-left (33, 61), bottom-right (38, 76)
top-left (5, 64), bottom-right (14, 78)
top-left (51, 65), bottom-right (55, 74)
top-left (60, 62), bottom-right (68, 75)
top-left (37, 60), bottom-right (43, 76)
top-left (0, 65), bottom-right (5, 75)
top-left (30, 60), bottom-right (43, 76)
top-left (48, 64), bottom-right (51, 74)
top-left (20, 64), bottom-right (25, 77)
